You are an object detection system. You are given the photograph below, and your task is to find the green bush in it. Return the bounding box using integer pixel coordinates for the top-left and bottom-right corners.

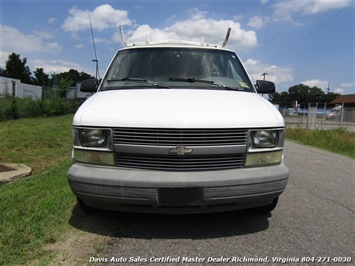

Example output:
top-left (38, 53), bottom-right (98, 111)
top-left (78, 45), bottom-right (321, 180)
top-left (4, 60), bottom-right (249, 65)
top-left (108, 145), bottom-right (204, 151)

top-left (16, 97), bottom-right (43, 118)
top-left (0, 95), bottom-right (78, 121)
top-left (0, 95), bottom-right (13, 120)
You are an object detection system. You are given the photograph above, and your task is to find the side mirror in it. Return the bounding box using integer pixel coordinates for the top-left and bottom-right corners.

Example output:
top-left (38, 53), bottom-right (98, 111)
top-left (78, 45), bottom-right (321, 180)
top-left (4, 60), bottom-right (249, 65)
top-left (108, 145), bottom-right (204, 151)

top-left (80, 79), bottom-right (98, 92)
top-left (255, 80), bottom-right (275, 94)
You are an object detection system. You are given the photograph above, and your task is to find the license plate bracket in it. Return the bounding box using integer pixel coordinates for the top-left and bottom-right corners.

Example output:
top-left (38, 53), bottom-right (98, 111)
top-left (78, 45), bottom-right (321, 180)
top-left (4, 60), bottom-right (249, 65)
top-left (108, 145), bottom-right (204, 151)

top-left (158, 188), bottom-right (203, 207)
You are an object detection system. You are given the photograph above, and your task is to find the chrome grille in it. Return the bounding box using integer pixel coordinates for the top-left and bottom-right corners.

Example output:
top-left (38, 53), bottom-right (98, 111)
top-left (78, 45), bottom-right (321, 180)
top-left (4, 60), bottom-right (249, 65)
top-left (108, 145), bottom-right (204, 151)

top-left (116, 153), bottom-right (245, 171)
top-left (112, 128), bottom-right (247, 146)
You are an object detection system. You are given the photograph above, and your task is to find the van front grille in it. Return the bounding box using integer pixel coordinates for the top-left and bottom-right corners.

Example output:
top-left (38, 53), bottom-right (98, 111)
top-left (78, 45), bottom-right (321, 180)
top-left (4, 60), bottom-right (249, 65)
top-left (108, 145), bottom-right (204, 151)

top-left (112, 128), bottom-right (247, 146)
top-left (116, 153), bottom-right (245, 171)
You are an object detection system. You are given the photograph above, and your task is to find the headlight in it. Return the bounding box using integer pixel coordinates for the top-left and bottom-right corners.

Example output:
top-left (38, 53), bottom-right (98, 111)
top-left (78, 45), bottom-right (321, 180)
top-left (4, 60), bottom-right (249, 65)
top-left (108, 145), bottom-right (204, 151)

top-left (72, 127), bottom-right (114, 165)
top-left (80, 129), bottom-right (108, 147)
top-left (251, 130), bottom-right (278, 148)
top-left (73, 128), bottom-right (112, 149)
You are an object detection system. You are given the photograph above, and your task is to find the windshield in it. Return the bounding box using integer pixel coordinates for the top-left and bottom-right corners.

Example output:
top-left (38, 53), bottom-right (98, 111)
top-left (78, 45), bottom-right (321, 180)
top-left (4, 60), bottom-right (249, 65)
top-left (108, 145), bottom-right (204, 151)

top-left (102, 47), bottom-right (254, 92)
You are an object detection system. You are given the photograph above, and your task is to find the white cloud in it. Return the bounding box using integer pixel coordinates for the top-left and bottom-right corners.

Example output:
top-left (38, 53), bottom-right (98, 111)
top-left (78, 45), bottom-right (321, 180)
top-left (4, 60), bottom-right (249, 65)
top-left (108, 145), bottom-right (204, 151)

top-left (0, 51), bottom-right (10, 67)
top-left (75, 44), bottom-right (84, 49)
top-left (94, 37), bottom-right (113, 44)
top-left (33, 30), bottom-right (55, 39)
top-left (306, 0), bottom-right (352, 14)
top-left (336, 82), bottom-right (354, 95)
top-left (273, 0), bottom-right (352, 20)
top-left (247, 16), bottom-right (269, 29)
top-left (334, 88), bottom-right (344, 94)
top-left (1, 25), bottom-right (41, 53)
top-left (48, 17), bottom-right (57, 24)
top-left (124, 25), bottom-right (171, 44)
top-left (62, 4), bottom-right (132, 32)
top-left (45, 42), bottom-right (62, 52)
top-left (0, 24), bottom-right (62, 54)
top-left (31, 58), bottom-right (88, 75)
top-left (300, 81), bottom-right (353, 95)
top-left (233, 14), bottom-right (243, 21)
top-left (340, 82), bottom-right (355, 88)
top-left (122, 11), bottom-right (257, 50)
top-left (244, 58), bottom-right (294, 86)
top-left (301, 79), bottom-right (330, 91)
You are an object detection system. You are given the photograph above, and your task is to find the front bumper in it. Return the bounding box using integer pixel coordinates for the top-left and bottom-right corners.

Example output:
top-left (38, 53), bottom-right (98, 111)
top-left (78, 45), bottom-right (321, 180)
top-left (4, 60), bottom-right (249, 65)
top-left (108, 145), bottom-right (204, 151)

top-left (68, 163), bottom-right (289, 214)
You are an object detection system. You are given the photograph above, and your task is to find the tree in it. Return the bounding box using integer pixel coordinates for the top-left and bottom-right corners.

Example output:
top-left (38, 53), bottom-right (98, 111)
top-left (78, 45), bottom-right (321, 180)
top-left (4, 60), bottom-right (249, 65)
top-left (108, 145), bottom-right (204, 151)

top-left (2, 53), bottom-right (32, 84)
top-left (308, 86), bottom-right (325, 103)
top-left (33, 68), bottom-right (50, 86)
top-left (51, 74), bottom-right (74, 99)
top-left (288, 84), bottom-right (311, 105)
top-left (269, 91), bottom-right (289, 105)
top-left (53, 69), bottom-right (93, 87)
top-left (0, 67), bottom-right (6, 76)
top-left (270, 84), bottom-right (341, 107)
top-left (326, 92), bottom-right (341, 103)
top-left (50, 69), bottom-right (92, 98)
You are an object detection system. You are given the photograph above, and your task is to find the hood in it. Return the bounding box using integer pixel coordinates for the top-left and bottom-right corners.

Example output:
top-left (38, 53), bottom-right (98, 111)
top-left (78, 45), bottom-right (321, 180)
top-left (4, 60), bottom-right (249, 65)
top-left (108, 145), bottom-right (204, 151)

top-left (73, 89), bottom-right (284, 128)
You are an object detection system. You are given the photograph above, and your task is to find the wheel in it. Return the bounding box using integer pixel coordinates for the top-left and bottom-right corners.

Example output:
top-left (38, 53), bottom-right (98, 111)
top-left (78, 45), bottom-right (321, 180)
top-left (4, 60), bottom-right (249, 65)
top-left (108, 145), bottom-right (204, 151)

top-left (253, 197), bottom-right (279, 213)
top-left (77, 198), bottom-right (99, 213)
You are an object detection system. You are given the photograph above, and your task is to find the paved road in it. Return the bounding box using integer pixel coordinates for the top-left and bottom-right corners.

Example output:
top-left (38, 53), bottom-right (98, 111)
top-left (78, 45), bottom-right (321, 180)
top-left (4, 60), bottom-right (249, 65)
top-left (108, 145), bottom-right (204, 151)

top-left (70, 141), bottom-right (354, 265)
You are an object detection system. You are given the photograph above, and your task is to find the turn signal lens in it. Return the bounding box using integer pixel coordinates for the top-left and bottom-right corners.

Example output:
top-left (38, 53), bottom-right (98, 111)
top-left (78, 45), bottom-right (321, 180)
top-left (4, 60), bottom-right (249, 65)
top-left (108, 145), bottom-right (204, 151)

top-left (74, 149), bottom-right (115, 166)
top-left (244, 150), bottom-right (283, 168)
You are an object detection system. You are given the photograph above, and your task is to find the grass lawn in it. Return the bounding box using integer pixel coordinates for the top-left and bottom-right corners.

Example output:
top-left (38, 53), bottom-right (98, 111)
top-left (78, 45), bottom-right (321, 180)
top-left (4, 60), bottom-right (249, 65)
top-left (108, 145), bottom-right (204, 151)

top-left (0, 159), bottom-right (76, 265)
top-left (286, 127), bottom-right (355, 159)
top-left (0, 114), bottom-right (76, 265)
top-left (0, 114), bottom-right (73, 174)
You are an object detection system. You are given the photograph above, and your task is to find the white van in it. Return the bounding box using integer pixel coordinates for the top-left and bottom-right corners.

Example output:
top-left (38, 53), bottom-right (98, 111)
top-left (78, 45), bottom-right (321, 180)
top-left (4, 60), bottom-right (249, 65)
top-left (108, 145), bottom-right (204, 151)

top-left (68, 33), bottom-right (289, 214)
top-left (326, 106), bottom-right (342, 121)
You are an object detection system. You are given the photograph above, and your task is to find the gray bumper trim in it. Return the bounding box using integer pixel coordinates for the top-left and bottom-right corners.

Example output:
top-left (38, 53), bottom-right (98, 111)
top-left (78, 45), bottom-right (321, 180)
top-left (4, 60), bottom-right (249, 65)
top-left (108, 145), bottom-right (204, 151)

top-left (67, 163), bottom-right (289, 213)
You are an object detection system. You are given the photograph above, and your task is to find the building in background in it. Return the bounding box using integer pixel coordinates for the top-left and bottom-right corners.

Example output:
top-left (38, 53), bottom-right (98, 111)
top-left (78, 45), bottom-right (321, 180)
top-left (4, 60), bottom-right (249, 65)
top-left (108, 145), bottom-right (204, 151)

top-left (0, 76), bottom-right (42, 99)
top-left (330, 94), bottom-right (355, 122)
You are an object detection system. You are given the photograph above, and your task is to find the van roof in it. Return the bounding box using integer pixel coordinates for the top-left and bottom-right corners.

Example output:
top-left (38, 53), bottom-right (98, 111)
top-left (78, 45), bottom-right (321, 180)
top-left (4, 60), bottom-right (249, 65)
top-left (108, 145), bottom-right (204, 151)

top-left (128, 39), bottom-right (218, 47)
top-left (119, 40), bottom-right (234, 53)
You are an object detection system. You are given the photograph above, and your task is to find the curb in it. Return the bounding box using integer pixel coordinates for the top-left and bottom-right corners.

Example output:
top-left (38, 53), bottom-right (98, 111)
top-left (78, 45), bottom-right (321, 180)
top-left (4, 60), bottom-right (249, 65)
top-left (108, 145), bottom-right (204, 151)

top-left (0, 163), bottom-right (32, 185)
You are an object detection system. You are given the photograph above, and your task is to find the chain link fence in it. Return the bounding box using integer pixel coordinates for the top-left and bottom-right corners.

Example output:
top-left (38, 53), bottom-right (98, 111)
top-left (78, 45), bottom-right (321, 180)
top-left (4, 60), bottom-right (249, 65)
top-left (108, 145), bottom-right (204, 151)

top-left (277, 102), bottom-right (355, 131)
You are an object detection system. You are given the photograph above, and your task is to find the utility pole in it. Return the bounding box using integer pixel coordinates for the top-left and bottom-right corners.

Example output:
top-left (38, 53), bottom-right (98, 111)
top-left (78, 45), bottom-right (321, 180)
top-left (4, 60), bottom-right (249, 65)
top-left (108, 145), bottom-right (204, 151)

top-left (261, 73), bottom-right (268, 80)
top-left (89, 15), bottom-right (99, 80)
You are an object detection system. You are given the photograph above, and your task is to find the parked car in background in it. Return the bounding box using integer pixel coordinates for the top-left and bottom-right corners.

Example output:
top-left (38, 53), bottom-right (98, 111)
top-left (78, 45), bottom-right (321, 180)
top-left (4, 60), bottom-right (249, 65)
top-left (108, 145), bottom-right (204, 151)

top-left (326, 106), bottom-right (342, 121)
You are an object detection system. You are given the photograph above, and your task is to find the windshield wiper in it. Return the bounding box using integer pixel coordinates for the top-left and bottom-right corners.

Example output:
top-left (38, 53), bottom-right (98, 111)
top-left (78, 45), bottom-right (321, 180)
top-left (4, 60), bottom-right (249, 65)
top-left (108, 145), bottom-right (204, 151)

top-left (169, 77), bottom-right (239, 91)
top-left (105, 77), bottom-right (169, 89)
top-left (169, 77), bottom-right (214, 84)
top-left (107, 77), bottom-right (148, 83)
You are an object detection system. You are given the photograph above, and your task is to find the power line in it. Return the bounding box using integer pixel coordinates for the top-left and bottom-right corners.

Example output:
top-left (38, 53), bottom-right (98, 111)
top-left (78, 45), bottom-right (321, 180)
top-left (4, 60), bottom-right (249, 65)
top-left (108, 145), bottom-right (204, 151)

top-left (267, 5), bottom-right (351, 64)
top-left (251, 10), bottom-right (305, 58)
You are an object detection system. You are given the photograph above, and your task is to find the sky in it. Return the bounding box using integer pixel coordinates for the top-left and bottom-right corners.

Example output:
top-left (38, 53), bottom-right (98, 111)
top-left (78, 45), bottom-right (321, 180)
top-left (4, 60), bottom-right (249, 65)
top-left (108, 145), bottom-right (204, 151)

top-left (1, 0), bottom-right (354, 94)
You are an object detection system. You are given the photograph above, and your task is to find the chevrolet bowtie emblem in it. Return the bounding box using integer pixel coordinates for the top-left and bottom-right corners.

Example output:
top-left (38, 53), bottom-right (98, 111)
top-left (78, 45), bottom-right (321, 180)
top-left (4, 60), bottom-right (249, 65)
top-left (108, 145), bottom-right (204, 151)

top-left (169, 146), bottom-right (193, 156)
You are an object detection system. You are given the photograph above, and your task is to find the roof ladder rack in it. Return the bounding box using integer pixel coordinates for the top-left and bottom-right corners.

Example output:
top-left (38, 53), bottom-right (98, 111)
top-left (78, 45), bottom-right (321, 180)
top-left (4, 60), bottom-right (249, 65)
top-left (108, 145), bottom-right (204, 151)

top-left (119, 25), bottom-right (128, 47)
top-left (222, 27), bottom-right (231, 48)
